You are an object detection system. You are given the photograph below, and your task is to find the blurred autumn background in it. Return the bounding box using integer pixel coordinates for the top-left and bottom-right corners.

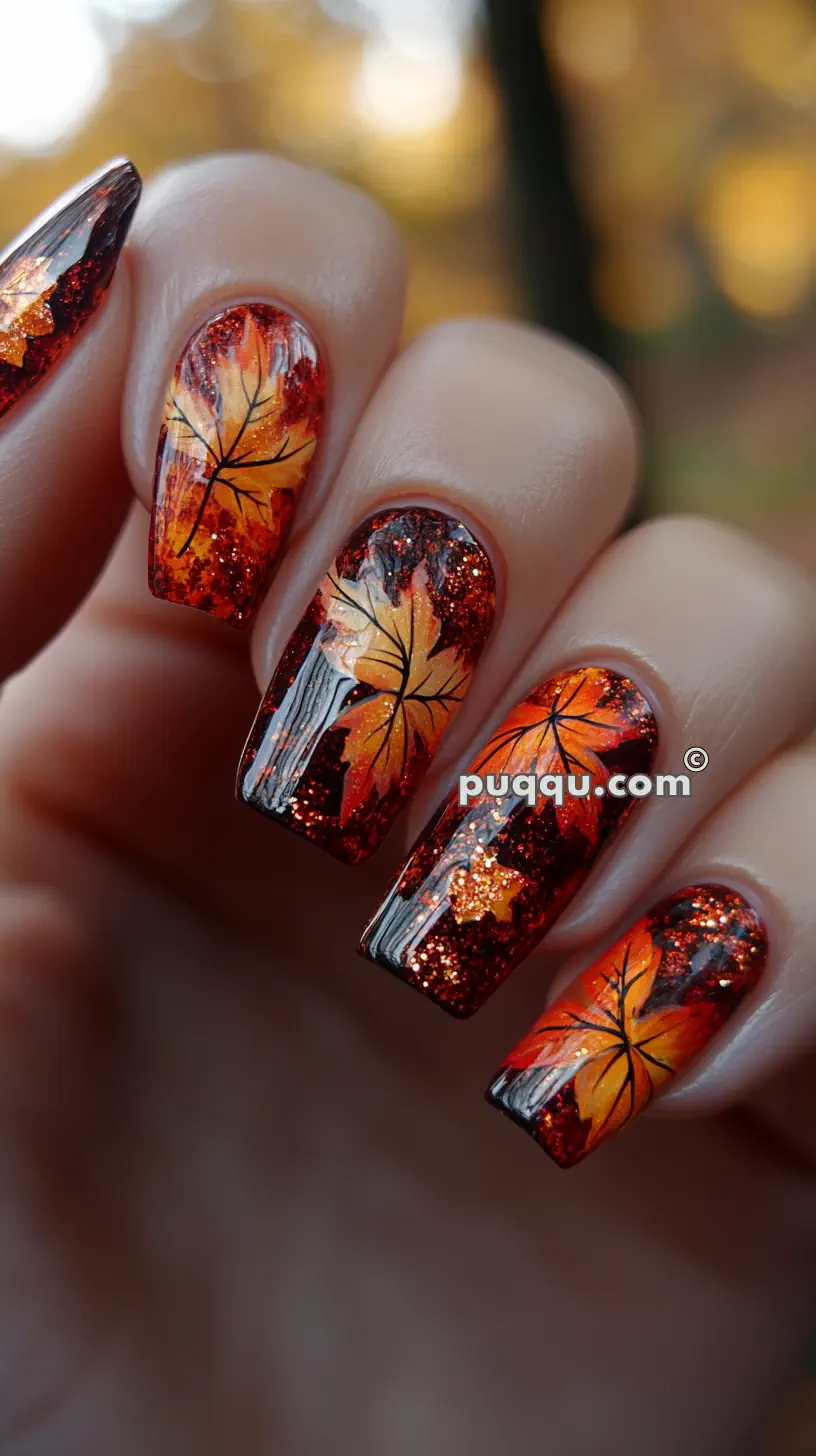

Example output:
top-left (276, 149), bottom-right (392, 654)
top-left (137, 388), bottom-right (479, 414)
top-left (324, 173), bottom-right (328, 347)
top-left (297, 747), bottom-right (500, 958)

top-left (1, 0), bottom-right (815, 564)
top-left (0, 0), bottom-right (814, 1447)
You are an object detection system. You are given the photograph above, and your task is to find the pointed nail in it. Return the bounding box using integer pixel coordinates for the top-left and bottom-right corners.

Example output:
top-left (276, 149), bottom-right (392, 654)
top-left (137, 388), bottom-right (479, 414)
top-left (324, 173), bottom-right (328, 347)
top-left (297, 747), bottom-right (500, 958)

top-left (359, 666), bottom-right (659, 1016)
top-left (149, 303), bottom-right (326, 627)
top-left (0, 159), bottom-right (141, 422)
top-left (237, 506), bottom-right (496, 864)
top-left (488, 884), bottom-right (768, 1167)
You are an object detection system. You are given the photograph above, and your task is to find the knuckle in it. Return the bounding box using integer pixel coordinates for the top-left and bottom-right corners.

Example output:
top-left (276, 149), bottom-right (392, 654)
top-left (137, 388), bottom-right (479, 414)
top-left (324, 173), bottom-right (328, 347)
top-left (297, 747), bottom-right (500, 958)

top-left (399, 316), bottom-right (639, 451)
top-left (136, 153), bottom-right (406, 279)
top-left (718, 739), bottom-right (816, 849)
top-left (624, 514), bottom-right (816, 647)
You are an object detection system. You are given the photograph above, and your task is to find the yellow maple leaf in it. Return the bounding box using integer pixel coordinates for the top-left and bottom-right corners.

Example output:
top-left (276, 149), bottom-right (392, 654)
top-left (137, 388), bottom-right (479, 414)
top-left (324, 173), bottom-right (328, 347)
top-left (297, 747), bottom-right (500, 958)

top-left (162, 309), bottom-right (318, 558)
top-left (322, 561), bottom-right (470, 823)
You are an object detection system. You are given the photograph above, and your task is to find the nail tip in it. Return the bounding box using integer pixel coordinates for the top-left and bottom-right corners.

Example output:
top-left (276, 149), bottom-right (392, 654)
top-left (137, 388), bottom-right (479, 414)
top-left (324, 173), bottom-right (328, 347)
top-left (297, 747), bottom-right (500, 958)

top-left (356, 939), bottom-right (478, 1017)
top-left (93, 155), bottom-right (142, 206)
top-left (107, 155), bottom-right (143, 188)
top-left (104, 162), bottom-right (143, 232)
top-left (485, 1082), bottom-right (576, 1169)
top-left (148, 570), bottom-right (252, 629)
top-left (238, 782), bottom-right (367, 865)
top-left (0, 155), bottom-right (142, 264)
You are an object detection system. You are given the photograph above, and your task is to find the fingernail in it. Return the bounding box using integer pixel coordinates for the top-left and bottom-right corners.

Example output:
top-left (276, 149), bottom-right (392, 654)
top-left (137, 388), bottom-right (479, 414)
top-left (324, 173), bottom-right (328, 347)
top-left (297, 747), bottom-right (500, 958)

top-left (237, 506), bottom-right (496, 864)
top-left (149, 303), bottom-right (326, 627)
top-left (0, 159), bottom-right (141, 422)
top-left (488, 884), bottom-right (768, 1167)
top-left (359, 666), bottom-right (658, 1016)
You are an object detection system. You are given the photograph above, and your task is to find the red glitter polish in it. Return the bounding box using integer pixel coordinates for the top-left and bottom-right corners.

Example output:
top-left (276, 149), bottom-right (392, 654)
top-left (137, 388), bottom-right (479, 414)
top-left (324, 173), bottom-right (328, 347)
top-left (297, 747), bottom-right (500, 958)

top-left (237, 507), bottom-right (496, 864)
top-left (359, 667), bottom-right (658, 1016)
top-left (149, 303), bottom-right (326, 627)
top-left (0, 159), bottom-right (141, 421)
top-left (488, 885), bottom-right (768, 1167)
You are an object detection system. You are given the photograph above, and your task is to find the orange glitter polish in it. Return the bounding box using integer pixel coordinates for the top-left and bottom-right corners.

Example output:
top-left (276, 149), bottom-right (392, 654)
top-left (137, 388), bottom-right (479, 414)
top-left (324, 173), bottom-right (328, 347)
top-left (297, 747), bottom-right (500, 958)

top-left (237, 507), bottom-right (496, 865)
top-left (0, 159), bottom-right (140, 421)
top-left (488, 885), bottom-right (768, 1167)
top-left (359, 667), bottom-right (658, 1017)
top-left (148, 304), bottom-right (326, 627)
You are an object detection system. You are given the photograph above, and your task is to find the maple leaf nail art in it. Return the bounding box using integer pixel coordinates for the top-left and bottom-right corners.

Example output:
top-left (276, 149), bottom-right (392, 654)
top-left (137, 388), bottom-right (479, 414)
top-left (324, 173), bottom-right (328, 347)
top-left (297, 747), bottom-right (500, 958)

top-left (359, 667), bottom-right (658, 1017)
top-left (488, 885), bottom-right (768, 1166)
top-left (0, 159), bottom-right (140, 420)
top-left (149, 303), bottom-right (326, 627)
top-left (322, 562), bottom-right (472, 824)
top-left (237, 507), bottom-right (496, 865)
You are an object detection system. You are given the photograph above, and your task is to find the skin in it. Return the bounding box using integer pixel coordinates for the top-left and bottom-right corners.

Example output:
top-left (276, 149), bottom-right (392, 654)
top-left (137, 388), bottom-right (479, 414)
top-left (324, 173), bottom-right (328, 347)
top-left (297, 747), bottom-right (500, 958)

top-left (0, 155), bottom-right (813, 1454)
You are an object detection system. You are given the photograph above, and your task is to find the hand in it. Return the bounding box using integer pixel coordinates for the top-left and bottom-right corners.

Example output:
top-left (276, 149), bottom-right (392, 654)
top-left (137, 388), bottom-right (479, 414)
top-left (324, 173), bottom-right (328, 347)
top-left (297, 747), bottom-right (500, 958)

top-left (0, 155), bottom-right (813, 1455)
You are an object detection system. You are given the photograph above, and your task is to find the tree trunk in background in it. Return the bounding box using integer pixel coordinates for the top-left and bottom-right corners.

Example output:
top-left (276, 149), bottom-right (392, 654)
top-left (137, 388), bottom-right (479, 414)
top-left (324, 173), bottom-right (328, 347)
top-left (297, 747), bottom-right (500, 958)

top-left (483, 0), bottom-right (610, 364)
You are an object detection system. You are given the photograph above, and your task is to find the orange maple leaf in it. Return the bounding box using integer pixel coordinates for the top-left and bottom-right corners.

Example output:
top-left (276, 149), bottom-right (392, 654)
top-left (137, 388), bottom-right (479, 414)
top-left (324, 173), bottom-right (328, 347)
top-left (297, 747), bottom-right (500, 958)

top-left (507, 927), bottom-right (710, 1153)
top-left (0, 256), bottom-right (56, 367)
top-left (475, 669), bottom-right (630, 841)
top-left (163, 310), bottom-right (318, 558)
top-left (322, 561), bottom-right (470, 823)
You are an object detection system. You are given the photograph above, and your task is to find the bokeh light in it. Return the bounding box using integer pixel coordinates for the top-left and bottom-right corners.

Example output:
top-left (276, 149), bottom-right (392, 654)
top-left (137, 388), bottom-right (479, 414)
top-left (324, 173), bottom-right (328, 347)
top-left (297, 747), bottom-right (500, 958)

top-left (353, 36), bottom-right (464, 137)
top-left (0, 0), bottom-right (108, 152)
top-left (595, 233), bottom-right (694, 333)
top-left (700, 148), bottom-right (814, 317)
top-left (548, 0), bottom-right (640, 86)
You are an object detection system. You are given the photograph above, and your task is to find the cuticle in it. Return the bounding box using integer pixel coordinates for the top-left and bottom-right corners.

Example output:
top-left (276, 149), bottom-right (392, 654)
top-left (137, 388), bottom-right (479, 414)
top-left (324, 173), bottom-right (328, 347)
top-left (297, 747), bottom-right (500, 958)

top-left (344, 489), bottom-right (507, 626)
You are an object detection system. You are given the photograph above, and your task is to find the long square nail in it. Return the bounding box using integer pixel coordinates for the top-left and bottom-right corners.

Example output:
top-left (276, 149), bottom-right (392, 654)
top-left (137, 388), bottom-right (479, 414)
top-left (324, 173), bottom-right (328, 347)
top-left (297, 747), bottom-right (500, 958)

top-left (488, 885), bottom-right (768, 1167)
top-left (0, 159), bottom-right (141, 421)
top-left (359, 666), bottom-right (658, 1016)
top-left (237, 506), bottom-right (496, 864)
top-left (149, 303), bottom-right (326, 626)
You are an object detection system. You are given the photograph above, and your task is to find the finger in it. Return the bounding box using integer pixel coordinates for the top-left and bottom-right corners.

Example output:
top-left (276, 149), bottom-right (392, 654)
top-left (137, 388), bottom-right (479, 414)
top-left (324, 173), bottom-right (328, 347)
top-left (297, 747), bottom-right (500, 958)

top-left (122, 153), bottom-right (406, 628)
top-left (238, 319), bottom-right (639, 864)
top-left (0, 509), bottom-right (277, 924)
top-left (0, 160), bottom-right (140, 678)
top-left (360, 517), bottom-right (816, 1016)
top-left (487, 738), bottom-right (816, 1168)
top-left (509, 515), bottom-right (816, 945)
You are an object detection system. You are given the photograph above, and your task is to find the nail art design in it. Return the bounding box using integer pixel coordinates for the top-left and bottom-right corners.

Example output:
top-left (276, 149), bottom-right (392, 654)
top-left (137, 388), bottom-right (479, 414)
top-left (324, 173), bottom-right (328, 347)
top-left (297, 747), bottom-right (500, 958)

top-left (0, 159), bottom-right (141, 421)
top-left (360, 667), bottom-right (658, 1017)
top-left (488, 885), bottom-right (768, 1167)
top-left (149, 304), bottom-right (326, 627)
top-left (238, 507), bottom-right (496, 864)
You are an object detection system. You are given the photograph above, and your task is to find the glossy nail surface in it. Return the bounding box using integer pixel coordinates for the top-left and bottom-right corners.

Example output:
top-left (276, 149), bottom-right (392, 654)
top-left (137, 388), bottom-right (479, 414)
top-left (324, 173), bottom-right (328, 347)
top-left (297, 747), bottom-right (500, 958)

top-left (149, 303), bottom-right (326, 627)
top-left (0, 159), bottom-right (140, 421)
top-left (238, 506), bottom-right (496, 864)
top-left (360, 666), bottom-right (658, 1016)
top-left (488, 885), bottom-right (768, 1167)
